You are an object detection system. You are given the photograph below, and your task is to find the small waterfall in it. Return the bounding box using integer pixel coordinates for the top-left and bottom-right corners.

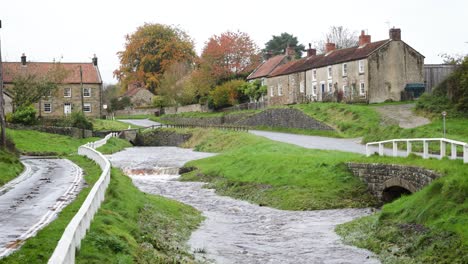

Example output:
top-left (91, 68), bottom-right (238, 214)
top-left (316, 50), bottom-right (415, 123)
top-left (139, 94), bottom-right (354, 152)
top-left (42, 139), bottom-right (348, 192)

top-left (124, 167), bottom-right (180, 176)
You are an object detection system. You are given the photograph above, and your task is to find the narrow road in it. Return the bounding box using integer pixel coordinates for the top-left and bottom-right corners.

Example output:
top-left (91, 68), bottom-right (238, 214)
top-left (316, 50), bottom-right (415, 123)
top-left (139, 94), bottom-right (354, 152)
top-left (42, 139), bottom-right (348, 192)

top-left (0, 158), bottom-right (83, 257)
top-left (118, 118), bottom-right (161, 127)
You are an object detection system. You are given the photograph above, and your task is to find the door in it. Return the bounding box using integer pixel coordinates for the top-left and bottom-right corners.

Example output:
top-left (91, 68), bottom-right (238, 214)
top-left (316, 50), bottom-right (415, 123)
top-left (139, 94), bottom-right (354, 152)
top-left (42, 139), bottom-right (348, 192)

top-left (64, 103), bottom-right (71, 115)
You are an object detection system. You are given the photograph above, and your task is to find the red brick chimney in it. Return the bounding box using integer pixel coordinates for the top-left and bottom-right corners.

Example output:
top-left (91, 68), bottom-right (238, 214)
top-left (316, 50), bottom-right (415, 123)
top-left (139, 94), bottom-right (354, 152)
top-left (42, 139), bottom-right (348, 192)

top-left (307, 43), bottom-right (316, 57)
top-left (389, 28), bottom-right (401, 41)
top-left (359, 30), bottom-right (371, 46)
top-left (325, 41), bottom-right (336, 53)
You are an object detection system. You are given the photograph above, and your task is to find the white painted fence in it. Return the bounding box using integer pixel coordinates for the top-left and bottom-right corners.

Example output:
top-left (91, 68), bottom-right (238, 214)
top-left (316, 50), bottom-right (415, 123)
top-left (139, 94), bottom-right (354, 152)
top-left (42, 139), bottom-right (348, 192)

top-left (48, 133), bottom-right (118, 264)
top-left (366, 138), bottom-right (468, 163)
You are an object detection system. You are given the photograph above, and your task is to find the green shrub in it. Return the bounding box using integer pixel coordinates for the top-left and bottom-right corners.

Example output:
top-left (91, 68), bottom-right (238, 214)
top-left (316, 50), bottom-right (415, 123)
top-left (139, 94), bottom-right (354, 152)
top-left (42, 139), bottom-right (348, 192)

top-left (71, 111), bottom-right (93, 130)
top-left (10, 105), bottom-right (37, 125)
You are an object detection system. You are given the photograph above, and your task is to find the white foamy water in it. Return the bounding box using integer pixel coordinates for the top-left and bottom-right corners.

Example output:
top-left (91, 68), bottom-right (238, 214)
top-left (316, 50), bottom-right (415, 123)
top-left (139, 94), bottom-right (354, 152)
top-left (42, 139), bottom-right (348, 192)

top-left (109, 147), bottom-right (380, 264)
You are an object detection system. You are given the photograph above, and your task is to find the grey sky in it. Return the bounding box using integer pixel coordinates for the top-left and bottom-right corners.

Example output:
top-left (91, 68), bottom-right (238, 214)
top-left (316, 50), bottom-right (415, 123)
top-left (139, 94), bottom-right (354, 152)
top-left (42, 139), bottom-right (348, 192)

top-left (1, 0), bottom-right (467, 84)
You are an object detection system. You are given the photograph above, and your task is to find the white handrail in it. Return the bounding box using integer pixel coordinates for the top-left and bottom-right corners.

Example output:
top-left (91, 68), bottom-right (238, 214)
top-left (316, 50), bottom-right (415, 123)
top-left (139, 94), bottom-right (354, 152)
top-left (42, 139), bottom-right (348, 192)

top-left (48, 133), bottom-right (117, 264)
top-left (366, 138), bottom-right (468, 164)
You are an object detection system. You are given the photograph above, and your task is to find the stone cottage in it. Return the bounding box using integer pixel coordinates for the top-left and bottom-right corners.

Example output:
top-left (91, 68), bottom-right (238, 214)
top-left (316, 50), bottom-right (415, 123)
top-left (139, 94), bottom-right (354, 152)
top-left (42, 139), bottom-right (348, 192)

top-left (121, 82), bottom-right (155, 107)
top-left (2, 54), bottom-right (103, 118)
top-left (249, 28), bottom-right (425, 105)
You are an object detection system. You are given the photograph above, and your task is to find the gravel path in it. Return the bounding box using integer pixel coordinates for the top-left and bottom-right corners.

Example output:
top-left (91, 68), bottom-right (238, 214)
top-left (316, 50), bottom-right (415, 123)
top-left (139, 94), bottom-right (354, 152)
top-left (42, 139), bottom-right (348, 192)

top-left (374, 104), bottom-right (430, 129)
top-left (118, 118), bottom-right (161, 127)
top-left (0, 158), bottom-right (83, 257)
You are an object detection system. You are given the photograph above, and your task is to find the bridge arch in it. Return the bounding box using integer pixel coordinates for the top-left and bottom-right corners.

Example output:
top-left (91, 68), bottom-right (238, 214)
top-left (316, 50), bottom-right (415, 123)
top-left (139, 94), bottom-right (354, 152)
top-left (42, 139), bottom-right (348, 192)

top-left (382, 177), bottom-right (417, 202)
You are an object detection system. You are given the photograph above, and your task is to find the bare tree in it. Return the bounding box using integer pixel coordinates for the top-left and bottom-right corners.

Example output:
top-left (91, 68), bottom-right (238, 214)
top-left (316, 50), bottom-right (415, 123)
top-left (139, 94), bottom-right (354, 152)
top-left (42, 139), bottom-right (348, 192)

top-left (314, 26), bottom-right (359, 53)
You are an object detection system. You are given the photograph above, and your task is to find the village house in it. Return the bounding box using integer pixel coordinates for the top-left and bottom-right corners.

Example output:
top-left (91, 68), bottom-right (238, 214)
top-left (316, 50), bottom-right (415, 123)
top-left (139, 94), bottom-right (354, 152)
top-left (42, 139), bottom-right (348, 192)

top-left (248, 28), bottom-right (425, 105)
top-left (121, 82), bottom-right (155, 107)
top-left (2, 54), bottom-right (103, 118)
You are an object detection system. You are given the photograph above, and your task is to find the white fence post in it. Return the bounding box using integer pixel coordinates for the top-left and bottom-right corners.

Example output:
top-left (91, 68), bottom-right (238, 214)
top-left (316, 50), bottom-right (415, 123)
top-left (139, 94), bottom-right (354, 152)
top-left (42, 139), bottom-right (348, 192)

top-left (423, 140), bottom-right (429, 159)
top-left (464, 144), bottom-right (468, 164)
top-left (440, 140), bottom-right (446, 159)
top-left (378, 143), bottom-right (384, 156)
top-left (392, 141), bottom-right (398, 157)
top-left (451, 143), bottom-right (457, 159)
top-left (366, 144), bottom-right (370, 157)
top-left (406, 141), bottom-right (412, 157)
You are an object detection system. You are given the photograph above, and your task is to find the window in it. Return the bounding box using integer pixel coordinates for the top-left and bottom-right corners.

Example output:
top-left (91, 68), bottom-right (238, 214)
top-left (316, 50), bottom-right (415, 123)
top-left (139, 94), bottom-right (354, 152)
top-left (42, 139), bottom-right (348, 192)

top-left (360, 82), bottom-right (366, 95)
top-left (64, 87), bottom-right (71, 97)
top-left (312, 69), bottom-right (317, 81)
top-left (278, 84), bottom-right (283, 96)
top-left (328, 80), bottom-right (333, 92)
top-left (44, 103), bottom-right (52, 113)
top-left (270, 87), bottom-right (274, 97)
top-left (342, 63), bottom-right (348, 76)
top-left (343, 85), bottom-right (348, 97)
top-left (327, 66), bottom-right (332, 79)
top-left (299, 81), bottom-right (305, 93)
top-left (312, 83), bottom-right (317, 96)
top-left (83, 103), bottom-right (91, 112)
top-left (359, 60), bottom-right (365, 73)
top-left (83, 87), bottom-right (91, 97)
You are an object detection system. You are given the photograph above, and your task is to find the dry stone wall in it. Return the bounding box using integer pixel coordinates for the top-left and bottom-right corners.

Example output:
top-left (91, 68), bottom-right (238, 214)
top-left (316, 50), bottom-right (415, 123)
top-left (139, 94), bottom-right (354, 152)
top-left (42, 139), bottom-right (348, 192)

top-left (135, 130), bottom-right (191, 147)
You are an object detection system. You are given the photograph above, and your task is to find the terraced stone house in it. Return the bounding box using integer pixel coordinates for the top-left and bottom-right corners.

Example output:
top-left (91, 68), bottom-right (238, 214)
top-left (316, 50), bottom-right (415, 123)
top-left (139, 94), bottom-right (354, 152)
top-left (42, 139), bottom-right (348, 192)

top-left (248, 28), bottom-right (425, 104)
top-left (2, 54), bottom-right (103, 118)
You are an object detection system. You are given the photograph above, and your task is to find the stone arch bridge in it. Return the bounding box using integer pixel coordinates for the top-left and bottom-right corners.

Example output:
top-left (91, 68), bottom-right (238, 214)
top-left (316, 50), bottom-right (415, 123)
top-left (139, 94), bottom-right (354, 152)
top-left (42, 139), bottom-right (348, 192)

top-left (347, 163), bottom-right (440, 203)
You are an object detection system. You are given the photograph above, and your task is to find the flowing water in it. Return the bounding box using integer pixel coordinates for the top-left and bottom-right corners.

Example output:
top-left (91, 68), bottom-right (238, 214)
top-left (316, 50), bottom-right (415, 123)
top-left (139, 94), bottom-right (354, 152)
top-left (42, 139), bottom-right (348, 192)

top-left (109, 147), bottom-right (380, 264)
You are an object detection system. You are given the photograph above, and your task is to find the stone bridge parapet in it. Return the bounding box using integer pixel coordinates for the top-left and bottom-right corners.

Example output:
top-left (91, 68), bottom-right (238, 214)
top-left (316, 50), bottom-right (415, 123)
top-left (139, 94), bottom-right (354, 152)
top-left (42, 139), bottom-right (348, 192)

top-left (347, 163), bottom-right (440, 202)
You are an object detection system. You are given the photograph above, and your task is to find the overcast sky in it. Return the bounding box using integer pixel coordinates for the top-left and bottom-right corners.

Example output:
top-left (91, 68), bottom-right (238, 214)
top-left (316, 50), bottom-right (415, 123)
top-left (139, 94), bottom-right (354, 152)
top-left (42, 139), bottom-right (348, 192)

top-left (1, 0), bottom-right (467, 84)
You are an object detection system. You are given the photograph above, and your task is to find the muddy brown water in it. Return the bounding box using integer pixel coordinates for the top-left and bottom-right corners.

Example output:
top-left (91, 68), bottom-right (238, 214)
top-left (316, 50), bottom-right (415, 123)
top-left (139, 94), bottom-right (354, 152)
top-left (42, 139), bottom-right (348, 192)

top-left (108, 147), bottom-right (380, 264)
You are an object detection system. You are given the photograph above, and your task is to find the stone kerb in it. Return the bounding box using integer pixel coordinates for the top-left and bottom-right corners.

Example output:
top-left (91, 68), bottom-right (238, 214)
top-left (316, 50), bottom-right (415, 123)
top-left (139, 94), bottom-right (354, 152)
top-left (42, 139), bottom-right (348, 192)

top-left (48, 133), bottom-right (115, 264)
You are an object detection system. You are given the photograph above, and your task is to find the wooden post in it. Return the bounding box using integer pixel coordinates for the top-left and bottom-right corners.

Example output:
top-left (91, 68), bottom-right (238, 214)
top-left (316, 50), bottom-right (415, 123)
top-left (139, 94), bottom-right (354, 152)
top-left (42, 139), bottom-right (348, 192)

top-left (451, 143), bottom-right (457, 159)
top-left (440, 140), bottom-right (446, 159)
top-left (378, 143), bottom-right (384, 156)
top-left (407, 141), bottom-right (412, 157)
top-left (392, 141), bottom-right (398, 157)
top-left (464, 145), bottom-right (468, 164)
top-left (366, 144), bottom-right (370, 157)
top-left (0, 20), bottom-right (7, 148)
top-left (423, 140), bottom-right (429, 159)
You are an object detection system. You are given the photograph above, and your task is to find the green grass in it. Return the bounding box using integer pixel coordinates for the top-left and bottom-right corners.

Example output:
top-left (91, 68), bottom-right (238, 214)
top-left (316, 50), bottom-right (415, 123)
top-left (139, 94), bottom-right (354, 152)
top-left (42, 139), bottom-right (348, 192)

top-left (92, 119), bottom-right (140, 131)
top-left (6, 129), bottom-right (99, 156)
top-left (1, 155), bottom-right (102, 263)
top-left (0, 150), bottom-right (23, 187)
top-left (176, 128), bottom-right (377, 210)
top-left (96, 137), bottom-right (132, 154)
top-left (76, 168), bottom-right (203, 263)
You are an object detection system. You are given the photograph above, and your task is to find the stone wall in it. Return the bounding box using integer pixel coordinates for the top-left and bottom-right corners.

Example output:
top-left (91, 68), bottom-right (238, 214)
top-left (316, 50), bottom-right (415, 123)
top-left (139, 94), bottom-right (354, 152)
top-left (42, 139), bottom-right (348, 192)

top-left (134, 130), bottom-right (192, 147)
top-left (160, 108), bottom-right (334, 131)
top-left (114, 108), bottom-right (160, 116)
top-left (347, 162), bottom-right (440, 201)
top-left (164, 104), bottom-right (210, 115)
top-left (7, 123), bottom-right (93, 138)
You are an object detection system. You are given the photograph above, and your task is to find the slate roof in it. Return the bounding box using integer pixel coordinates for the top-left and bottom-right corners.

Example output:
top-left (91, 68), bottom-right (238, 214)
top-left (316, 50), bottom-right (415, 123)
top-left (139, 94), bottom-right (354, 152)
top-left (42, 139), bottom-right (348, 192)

top-left (2, 62), bottom-right (102, 84)
top-left (269, 40), bottom-right (391, 77)
top-left (246, 55), bottom-right (287, 80)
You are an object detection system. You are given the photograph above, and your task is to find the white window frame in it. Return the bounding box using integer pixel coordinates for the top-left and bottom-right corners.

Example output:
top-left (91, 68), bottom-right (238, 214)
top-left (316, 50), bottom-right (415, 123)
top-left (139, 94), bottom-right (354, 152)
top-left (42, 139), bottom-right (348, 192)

top-left (312, 69), bottom-right (317, 81)
top-left (360, 82), bottom-right (366, 95)
top-left (83, 87), bottom-right (91, 97)
top-left (270, 87), bottom-right (274, 97)
top-left (327, 80), bottom-right (333, 92)
top-left (312, 83), bottom-right (317, 96)
top-left (64, 87), bottom-right (71, 97)
top-left (327, 66), bottom-right (332, 79)
top-left (44, 103), bottom-right (52, 113)
top-left (359, 60), bottom-right (365, 73)
top-left (342, 63), bottom-right (347, 76)
top-left (83, 103), bottom-right (92, 113)
top-left (299, 80), bottom-right (305, 93)
top-left (278, 84), bottom-right (283, 96)
top-left (343, 85), bottom-right (348, 92)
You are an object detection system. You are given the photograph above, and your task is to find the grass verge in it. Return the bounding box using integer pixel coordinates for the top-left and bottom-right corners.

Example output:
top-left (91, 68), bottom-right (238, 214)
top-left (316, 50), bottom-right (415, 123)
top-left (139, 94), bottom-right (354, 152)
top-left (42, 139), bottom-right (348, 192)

top-left (76, 168), bottom-right (203, 263)
top-left (96, 137), bottom-right (132, 154)
top-left (0, 149), bottom-right (23, 187)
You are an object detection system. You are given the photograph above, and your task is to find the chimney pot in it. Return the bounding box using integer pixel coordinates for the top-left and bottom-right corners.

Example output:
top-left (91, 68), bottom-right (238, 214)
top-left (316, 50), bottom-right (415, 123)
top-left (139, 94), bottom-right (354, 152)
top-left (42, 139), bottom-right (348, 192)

top-left (359, 30), bottom-right (371, 46)
top-left (307, 44), bottom-right (316, 57)
top-left (389, 28), bottom-right (401, 41)
top-left (21, 53), bottom-right (27, 66)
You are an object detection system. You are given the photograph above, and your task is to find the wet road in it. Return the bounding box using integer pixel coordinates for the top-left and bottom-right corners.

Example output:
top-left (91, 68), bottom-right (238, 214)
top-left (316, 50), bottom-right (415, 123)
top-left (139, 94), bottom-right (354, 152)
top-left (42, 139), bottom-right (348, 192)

top-left (0, 158), bottom-right (83, 257)
top-left (118, 118), bottom-right (161, 128)
top-left (109, 147), bottom-right (380, 264)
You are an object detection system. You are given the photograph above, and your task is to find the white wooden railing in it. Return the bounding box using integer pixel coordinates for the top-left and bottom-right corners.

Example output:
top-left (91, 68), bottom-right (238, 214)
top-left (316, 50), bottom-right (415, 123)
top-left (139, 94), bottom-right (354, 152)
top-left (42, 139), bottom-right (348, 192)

top-left (48, 133), bottom-right (118, 264)
top-left (366, 138), bottom-right (468, 163)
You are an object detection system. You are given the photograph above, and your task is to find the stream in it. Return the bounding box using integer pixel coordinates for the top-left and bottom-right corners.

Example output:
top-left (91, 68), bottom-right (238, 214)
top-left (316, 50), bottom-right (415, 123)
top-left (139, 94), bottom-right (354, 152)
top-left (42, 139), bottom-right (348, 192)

top-left (108, 147), bottom-right (379, 264)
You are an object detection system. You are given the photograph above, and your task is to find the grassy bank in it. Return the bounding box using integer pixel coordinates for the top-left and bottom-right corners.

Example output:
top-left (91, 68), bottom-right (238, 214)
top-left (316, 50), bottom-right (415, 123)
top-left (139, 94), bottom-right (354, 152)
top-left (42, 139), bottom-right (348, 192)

top-left (175, 128), bottom-right (377, 210)
top-left (96, 137), bottom-right (132, 154)
top-left (76, 168), bottom-right (203, 263)
top-left (0, 149), bottom-right (23, 187)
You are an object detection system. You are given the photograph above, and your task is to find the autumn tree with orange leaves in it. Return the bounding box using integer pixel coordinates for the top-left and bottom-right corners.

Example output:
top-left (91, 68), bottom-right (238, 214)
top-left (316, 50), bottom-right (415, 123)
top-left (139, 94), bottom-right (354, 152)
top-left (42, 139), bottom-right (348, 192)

top-left (114, 23), bottom-right (196, 93)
